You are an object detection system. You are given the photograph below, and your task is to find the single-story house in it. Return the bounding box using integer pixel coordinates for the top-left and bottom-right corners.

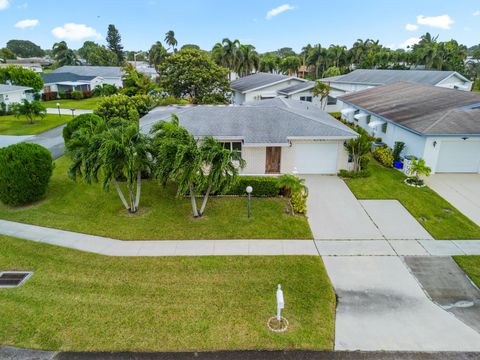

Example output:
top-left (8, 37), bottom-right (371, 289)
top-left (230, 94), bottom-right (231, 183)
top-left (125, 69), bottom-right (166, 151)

top-left (0, 84), bottom-right (33, 107)
top-left (51, 66), bottom-right (124, 88)
top-left (340, 82), bottom-right (480, 173)
top-left (0, 62), bottom-right (43, 73)
top-left (41, 72), bottom-right (104, 95)
top-left (231, 72), bottom-right (323, 107)
top-left (321, 69), bottom-right (473, 112)
top-left (140, 98), bottom-right (357, 175)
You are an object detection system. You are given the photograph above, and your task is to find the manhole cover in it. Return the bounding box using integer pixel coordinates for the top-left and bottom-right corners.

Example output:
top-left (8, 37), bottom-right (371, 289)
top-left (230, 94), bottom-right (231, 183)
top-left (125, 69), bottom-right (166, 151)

top-left (0, 272), bottom-right (32, 288)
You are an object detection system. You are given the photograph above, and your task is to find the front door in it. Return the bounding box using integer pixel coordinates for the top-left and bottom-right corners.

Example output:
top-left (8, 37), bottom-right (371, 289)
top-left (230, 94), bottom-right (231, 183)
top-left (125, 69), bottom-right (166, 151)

top-left (265, 147), bottom-right (281, 173)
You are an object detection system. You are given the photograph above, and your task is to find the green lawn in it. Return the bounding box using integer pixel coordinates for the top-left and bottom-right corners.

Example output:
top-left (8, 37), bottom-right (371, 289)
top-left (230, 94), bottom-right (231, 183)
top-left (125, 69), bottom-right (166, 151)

top-left (0, 156), bottom-right (312, 240)
top-left (0, 235), bottom-right (335, 351)
top-left (42, 97), bottom-right (102, 110)
top-left (344, 160), bottom-right (480, 239)
top-left (454, 256), bottom-right (480, 288)
top-left (0, 114), bottom-right (72, 135)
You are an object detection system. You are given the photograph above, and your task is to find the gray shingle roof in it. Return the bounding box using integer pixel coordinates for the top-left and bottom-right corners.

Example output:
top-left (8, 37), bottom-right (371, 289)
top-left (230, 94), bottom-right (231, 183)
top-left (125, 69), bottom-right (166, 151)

top-left (41, 72), bottom-right (97, 84)
top-left (231, 72), bottom-right (297, 93)
top-left (340, 82), bottom-right (480, 135)
top-left (278, 81), bottom-right (315, 95)
top-left (140, 98), bottom-right (357, 144)
top-left (321, 69), bottom-right (465, 86)
top-left (0, 84), bottom-right (32, 93)
top-left (52, 66), bottom-right (123, 78)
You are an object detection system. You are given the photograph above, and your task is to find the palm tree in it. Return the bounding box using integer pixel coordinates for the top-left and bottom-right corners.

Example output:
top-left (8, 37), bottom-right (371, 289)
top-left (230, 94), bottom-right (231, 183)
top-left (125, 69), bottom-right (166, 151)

top-left (277, 174), bottom-right (308, 198)
top-left (307, 44), bottom-right (326, 79)
top-left (164, 30), bottom-right (178, 53)
top-left (221, 38), bottom-right (241, 79)
top-left (11, 99), bottom-right (46, 124)
top-left (259, 53), bottom-right (279, 73)
top-left (237, 44), bottom-right (259, 76)
top-left (52, 41), bottom-right (81, 66)
top-left (68, 119), bottom-right (151, 213)
top-left (327, 45), bottom-right (347, 68)
top-left (148, 41), bottom-right (168, 67)
top-left (280, 56), bottom-right (301, 76)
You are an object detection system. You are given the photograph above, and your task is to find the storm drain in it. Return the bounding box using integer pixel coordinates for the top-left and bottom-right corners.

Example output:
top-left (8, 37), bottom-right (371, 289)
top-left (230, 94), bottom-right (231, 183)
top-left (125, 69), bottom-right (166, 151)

top-left (0, 271), bottom-right (32, 288)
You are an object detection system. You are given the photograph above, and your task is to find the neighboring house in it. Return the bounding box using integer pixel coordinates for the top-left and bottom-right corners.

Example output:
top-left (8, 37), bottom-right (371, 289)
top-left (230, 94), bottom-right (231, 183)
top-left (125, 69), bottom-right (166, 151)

top-left (41, 73), bottom-right (103, 95)
top-left (140, 98), bottom-right (357, 175)
top-left (231, 72), bottom-right (317, 105)
top-left (0, 84), bottom-right (33, 107)
top-left (128, 61), bottom-right (158, 80)
top-left (321, 69), bottom-right (473, 112)
top-left (277, 81), bottom-right (323, 108)
top-left (340, 82), bottom-right (480, 174)
top-left (51, 66), bottom-right (124, 88)
top-left (0, 62), bottom-right (43, 73)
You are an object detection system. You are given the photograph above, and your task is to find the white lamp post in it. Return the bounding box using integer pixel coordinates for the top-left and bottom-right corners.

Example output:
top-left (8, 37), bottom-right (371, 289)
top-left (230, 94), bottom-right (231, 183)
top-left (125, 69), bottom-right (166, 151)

top-left (56, 102), bottom-right (61, 117)
top-left (70, 108), bottom-right (75, 117)
top-left (246, 186), bottom-right (253, 219)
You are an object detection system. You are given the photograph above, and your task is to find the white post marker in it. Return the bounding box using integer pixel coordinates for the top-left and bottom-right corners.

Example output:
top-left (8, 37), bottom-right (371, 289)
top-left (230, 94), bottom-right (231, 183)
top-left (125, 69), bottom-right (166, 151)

top-left (276, 284), bottom-right (284, 321)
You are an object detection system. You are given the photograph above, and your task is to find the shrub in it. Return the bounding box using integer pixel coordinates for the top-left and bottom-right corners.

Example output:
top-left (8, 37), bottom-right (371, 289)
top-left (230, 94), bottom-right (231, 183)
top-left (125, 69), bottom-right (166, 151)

top-left (291, 191), bottom-right (307, 214)
top-left (63, 113), bottom-right (103, 147)
top-left (130, 94), bottom-right (156, 117)
top-left (276, 174), bottom-right (308, 197)
top-left (93, 84), bottom-right (117, 97)
top-left (0, 143), bottom-right (53, 206)
top-left (223, 176), bottom-right (280, 197)
top-left (393, 141), bottom-right (405, 162)
top-left (70, 90), bottom-right (84, 100)
top-left (157, 95), bottom-right (189, 106)
top-left (338, 169), bottom-right (371, 178)
top-left (372, 146), bottom-right (394, 168)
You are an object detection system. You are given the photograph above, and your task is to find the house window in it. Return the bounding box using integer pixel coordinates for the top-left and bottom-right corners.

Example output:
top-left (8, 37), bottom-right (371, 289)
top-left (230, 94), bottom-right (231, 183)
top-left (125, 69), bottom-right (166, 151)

top-left (300, 96), bottom-right (312, 102)
top-left (382, 123), bottom-right (388, 133)
top-left (221, 141), bottom-right (242, 159)
top-left (327, 96), bottom-right (337, 105)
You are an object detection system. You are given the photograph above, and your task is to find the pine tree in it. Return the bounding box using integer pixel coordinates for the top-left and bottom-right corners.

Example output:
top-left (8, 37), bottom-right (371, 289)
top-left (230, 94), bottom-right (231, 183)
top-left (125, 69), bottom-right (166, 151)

top-left (106, 24), bottom-right (125, 65)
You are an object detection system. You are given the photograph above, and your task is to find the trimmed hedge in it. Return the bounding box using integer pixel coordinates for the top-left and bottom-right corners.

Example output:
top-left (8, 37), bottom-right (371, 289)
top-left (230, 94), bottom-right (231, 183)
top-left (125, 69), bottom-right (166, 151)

top-left (63, 113), bottom-right (102, 146)
top-left (224, 176), bottom-right (280, 196)
top-left (0, 143), bottom-right (53, 206)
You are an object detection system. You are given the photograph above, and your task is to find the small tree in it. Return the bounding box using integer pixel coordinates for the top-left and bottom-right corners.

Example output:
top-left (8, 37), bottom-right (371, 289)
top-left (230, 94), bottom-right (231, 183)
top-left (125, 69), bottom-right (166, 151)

top-left (11, 99), bottom-right (46, 124)
top-left (344, 132), bottom-right (372, 172)
top-left (312, 80), bottom-right (331, 110)
top-left (277, 174), bottom-right (308, 198)
top-left (409, 157), bottom-right (431, 183)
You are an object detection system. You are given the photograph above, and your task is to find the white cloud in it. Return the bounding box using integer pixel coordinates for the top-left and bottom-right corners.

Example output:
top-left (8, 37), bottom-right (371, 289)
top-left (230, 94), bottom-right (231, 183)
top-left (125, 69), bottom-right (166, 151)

top-left (51, 23), bottom-right (101, 41)
top-left (405, 23), bottom-right (418, 31)
top-left (15, 19), bottom-right (39, 29)
top-left (473, 10), bottom-right (480, 16)
top-left (0, 0), bottom-right (10, 10)
top-left (17, 2), bottom-right (28, 9)
top-left (416, 14), bottom-right (454, 29)
top-left (266, 4), bottom-right (295, 20)
top-left (398, 37), bottom-right (421, 50)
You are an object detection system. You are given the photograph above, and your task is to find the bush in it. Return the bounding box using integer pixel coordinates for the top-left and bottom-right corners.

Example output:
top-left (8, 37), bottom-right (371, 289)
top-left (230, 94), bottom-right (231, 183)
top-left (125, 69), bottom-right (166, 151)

top-left (393, 141), bottom-right (405, 162)
top-left (0, 143), bottom-right (53, 206)
top-left (0, 102), bottom-right (12, 116)
top-left (291, 191), bottom-right (307, 214)
top-left (63, 113), bottom-right (103, 147)
top-left (157, 95), bottom-right (189, 106)
top-left (130, 94), bottom-right (156, 117)
top-left (223, 176), bottom-right (280, 197)
top-left (338, 169), bottom-right (371, 178)
top-left (70, 90), bottom-right (84, 100)
top-left (372, 146), bottom-right (394, 168)
top-left (42, 92), bottom-right (58, 101)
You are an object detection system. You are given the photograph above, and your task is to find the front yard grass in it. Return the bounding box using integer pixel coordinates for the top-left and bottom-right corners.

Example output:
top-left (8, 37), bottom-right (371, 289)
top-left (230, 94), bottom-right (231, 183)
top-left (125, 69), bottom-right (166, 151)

top-left (0, 235), bottom-right (335, 351)
top-left (0, 114), bottom-right (72, 135)
top-left (0, 156), bottom-right (312, 240)
top-left (344, 159), bottom-right (480, 239)
top-left (454, 256), bottom-right (480, 288)
top-left (42, 97), bottom-right (102, 110)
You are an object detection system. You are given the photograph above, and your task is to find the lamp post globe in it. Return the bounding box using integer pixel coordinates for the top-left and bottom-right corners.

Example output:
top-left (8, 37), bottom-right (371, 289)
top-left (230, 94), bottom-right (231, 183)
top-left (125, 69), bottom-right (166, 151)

top-left (246, 186), bottom-right (253, 194)
top-left (246, 186), bottom-right (253, 219)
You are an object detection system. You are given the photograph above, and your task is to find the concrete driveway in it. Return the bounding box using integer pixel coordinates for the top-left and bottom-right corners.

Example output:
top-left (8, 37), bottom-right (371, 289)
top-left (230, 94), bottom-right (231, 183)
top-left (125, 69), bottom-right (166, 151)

top-left (426, 174), bottom-right (480, 226)
top-left (304, 175), bottom-right (383, 240)
top-left (323, 256), bottom-right (480, 351)
top-left (304, 176), bottom-right (432, 240)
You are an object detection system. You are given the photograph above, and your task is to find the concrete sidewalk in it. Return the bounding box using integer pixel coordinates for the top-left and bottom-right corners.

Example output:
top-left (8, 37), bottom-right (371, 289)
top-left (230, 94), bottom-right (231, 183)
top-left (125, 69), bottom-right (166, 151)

top-left (1, 219), bottom-right (480, 256)
top-left (46, 108), bottom-right (93, 115)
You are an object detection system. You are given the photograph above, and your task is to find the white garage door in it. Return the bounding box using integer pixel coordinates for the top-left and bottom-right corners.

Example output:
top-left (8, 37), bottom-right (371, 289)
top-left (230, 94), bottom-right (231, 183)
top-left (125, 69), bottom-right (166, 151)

top-left (294, 143), bottom-right (338, 174)
top-left (436, 141), bottom-right (480, 173)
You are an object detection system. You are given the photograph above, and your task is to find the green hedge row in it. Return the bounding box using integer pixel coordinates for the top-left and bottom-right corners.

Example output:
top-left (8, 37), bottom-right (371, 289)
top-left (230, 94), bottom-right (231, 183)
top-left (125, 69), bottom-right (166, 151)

top-left (223, 176), bottom-right (280, 196)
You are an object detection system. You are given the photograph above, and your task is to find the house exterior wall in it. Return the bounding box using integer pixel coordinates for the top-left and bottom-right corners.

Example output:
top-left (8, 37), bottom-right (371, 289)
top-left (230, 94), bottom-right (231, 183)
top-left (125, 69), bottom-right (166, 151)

top-left (0, 90), bottom-right (28, 107)
top-left (241, 146), bottom-right (267, 175)
top-left (103, 77), bottom-right (123, 88)
top-left (436, 75), bottom-right (472, 91)
top-left (287, 89), bottom-right (322, 108)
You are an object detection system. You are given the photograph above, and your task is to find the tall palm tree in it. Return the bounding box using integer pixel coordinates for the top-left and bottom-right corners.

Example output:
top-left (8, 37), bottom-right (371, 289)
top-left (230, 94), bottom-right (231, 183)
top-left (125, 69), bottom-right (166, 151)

top-left (221, 38), bottom-right (241, 79)
top-left (164, 30), bottom-right (178, 53)
top-left (327, 45), bottom-right (347, 68)
top-left (307, 44), bottom-right (326, 78)
top-left (148, 41), bottom-right (168, 67)
top-left (259, 54), bottom-right (279, 73)
top-left (237, 44), bottom-right (259, 76)
top-left (52, 41), bottom-right (81, 66)
top-left (280, 56), bottom-right (301, 76)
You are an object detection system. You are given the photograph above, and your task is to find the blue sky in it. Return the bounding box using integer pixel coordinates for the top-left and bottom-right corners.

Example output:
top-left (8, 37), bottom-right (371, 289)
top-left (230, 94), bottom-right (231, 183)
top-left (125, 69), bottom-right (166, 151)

top-left (0, 0), bottom-right (479, 52)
